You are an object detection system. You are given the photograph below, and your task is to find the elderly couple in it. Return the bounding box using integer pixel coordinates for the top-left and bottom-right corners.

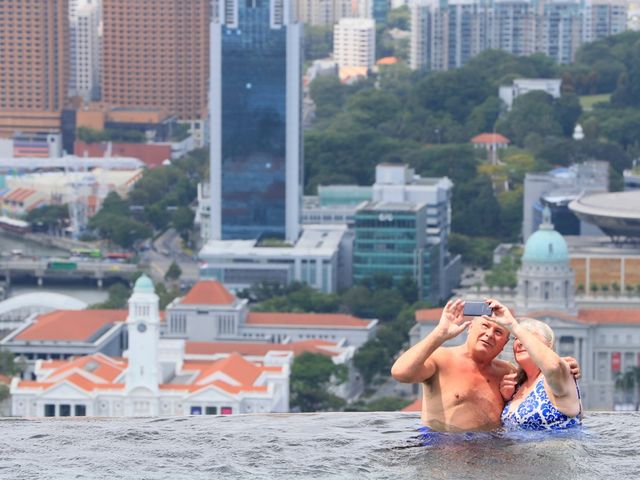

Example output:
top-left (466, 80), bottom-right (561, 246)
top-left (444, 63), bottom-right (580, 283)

top-left (391, 298), bottom-right (582, 432)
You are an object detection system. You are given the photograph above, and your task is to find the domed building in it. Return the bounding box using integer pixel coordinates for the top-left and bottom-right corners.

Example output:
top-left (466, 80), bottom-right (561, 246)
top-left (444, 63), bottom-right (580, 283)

top-left (515, 207), bottom-right (576, 314)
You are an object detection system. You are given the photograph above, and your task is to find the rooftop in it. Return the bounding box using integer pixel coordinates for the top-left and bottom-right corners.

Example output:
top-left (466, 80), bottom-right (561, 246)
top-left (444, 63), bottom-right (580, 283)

top-left (12, 310), bottom-right (127, 342)
top-left (186, 339), bottom-right (344, 358)
top-left (179, 280), bottom-right (236, 306)
top-left (246, 312), bottom-right (374, 329)
top-left (470, 133), bottom-right (510, 145)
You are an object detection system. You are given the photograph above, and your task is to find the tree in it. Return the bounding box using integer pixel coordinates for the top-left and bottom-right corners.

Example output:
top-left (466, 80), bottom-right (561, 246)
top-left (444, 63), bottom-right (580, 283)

top-left (497, 91), bottom-right (563, 145)
top-left (290, 352), bottom-right (347, 412)
top-left (165, 261), bottom-right (182, 282)
top-left (0, 349), bottom-right (21, 376)
top-left (303, 25), bottom-right (333, 61)
top-left (90, 282), bottom-right (131, 309)
top-left (27, 204), bottom-right (69, 233)
top-left (172, 206), bottom-right (195, 242)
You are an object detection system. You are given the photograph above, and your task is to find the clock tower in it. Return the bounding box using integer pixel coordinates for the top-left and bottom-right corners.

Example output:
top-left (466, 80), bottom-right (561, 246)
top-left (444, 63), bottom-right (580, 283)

top-left (125, 274), bottom-right (161, 395)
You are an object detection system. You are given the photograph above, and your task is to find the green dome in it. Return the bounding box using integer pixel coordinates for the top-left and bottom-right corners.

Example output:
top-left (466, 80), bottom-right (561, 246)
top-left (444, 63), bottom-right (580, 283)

top-left (523, 207), bottom-right (568, 263)
top-left (133, 274), bottom-right (155, 293)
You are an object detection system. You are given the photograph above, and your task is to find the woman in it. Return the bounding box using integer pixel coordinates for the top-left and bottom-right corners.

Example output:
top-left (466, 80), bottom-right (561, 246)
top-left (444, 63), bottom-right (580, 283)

top-left (484, 298), bottom-right (582, 431)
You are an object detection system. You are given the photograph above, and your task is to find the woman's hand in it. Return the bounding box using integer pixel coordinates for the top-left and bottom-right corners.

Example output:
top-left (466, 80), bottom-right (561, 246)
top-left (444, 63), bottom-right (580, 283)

top-left (484, 298), bottom-right (518, 332)
top-left (500, 372), bottom-right (518, 401)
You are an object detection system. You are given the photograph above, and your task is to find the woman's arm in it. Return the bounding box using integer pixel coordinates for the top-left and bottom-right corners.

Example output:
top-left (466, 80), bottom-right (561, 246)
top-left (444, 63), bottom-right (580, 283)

top-left (484, 299), bottom-right (574, 397)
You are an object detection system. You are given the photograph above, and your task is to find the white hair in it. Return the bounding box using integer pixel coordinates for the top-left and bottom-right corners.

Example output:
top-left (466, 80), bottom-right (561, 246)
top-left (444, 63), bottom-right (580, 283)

top-left (517, 317), bottom-right (555, 350)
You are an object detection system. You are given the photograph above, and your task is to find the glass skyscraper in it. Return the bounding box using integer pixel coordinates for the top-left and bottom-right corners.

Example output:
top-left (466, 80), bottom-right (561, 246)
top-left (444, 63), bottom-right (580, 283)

top-left (210, 0), bottom-right (302, 242)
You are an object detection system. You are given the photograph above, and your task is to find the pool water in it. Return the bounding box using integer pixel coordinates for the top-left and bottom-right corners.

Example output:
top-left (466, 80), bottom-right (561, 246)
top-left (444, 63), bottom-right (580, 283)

top-left (0, 412), bottom-right (638, 479)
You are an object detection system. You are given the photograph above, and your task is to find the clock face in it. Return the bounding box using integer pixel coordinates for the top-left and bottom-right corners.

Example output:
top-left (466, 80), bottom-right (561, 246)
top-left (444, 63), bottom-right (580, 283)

top-left (137, 323), bottom-right (147, 333)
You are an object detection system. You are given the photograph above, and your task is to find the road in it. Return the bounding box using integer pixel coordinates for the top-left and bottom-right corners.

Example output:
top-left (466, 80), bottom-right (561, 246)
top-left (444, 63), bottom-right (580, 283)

top-left (145, 228), bottom-right (200, 284)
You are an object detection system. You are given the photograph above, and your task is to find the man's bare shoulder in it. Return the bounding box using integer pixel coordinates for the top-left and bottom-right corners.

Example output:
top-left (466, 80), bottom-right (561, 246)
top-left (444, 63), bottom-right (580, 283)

top-left (492, 358), bottom-right (517, 375)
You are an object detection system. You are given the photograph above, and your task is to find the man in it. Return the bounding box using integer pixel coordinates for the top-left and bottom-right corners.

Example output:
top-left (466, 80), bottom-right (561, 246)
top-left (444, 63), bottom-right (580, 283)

top-left (391, 299), bottom-right (577, 432)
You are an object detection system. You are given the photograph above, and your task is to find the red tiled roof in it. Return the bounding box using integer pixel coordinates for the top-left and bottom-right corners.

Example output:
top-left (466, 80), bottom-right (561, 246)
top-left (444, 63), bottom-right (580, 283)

top-left (185, 339), bottom-right (342, 357)
top-left (401, 398), bottom-right (421, 412)
top-left (45, 354), bottom-right (127, 383)
top-left (180, 281), bottom-right (235, 306)
top-left (246, 312), bottom-right (372, 328)
top-left (471, 133), bottom-right (510, 145)
top-left (528, 309), bottom-right (640, 325)
top-left (4, 188), bottom-right (37, 202)
top-left (415, 308), bottom-right (442, 323)
top-left (14, 310), bottom-right (127, 342)
top-left (376, 56), bottom-right (398, 65)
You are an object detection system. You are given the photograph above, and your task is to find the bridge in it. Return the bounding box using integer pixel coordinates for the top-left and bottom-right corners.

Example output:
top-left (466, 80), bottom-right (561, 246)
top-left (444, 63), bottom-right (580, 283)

top-left (0, 258), bottom-right (140, 287)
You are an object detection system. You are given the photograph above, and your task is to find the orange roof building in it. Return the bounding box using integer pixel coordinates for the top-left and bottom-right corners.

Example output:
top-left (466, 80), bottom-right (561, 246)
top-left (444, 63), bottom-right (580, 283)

top-left (470, 133), bottom-right (510, 146)
top-left (9, 275), bottom-right (290, 418)
top-left (1, 310), bottom-right (128, 361)
top-left (165, 280), bottom-right (378, 347)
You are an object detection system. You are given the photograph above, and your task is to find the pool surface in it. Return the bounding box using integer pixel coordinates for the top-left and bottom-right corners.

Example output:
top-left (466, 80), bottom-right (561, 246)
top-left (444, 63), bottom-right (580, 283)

top-left (1, 412), bottom-right (638, 479)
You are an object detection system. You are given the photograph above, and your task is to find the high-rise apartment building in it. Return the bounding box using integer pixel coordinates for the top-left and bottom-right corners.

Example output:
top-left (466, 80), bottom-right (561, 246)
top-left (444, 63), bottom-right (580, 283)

top-left (410, 0), bottom-right (628, 71)
top-left (334, 18), bottom-right (376, 69)
top-left (0, 0), bottom-right (70, 137)
top-left (70, 0), bottom-right (101, 101)
top-left (209, 0), bottom-right (302, 242)
top-left (101, 0), bottom-right (210, 121)
top-left (295, 0), bottom-right (358, 26)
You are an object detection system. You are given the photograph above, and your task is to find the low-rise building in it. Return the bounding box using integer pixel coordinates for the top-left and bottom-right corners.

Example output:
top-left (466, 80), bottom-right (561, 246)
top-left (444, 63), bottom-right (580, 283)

top-left (9, 275), bottom-right (290, 417)
top-left (164, 280), bottom-right (377, 348)
top-left (198, 225), bottom-right (354, 293)
top-left (499, 78), bottom-right (562, 111)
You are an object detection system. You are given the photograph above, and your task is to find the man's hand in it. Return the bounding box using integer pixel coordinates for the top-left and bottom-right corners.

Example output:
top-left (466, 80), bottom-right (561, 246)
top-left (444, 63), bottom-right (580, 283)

top-left (484, 298), bottom-right (518, 331)
top-left (500, 372), bottom-right (518, 401)
top-left (435, 299), bottom-right (471, 340)
top-left (562, 356), bottom-right (581, 380)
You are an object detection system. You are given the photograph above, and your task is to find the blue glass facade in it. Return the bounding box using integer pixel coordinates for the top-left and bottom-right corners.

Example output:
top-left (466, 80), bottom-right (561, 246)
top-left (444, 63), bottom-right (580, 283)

top-left (211, 0), bottom-right (301, 241)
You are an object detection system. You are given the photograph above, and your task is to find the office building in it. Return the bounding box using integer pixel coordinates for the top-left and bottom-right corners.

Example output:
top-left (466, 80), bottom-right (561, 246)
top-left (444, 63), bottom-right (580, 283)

top-left (101, 0), bottom-right (209, 121)
top-left (0, 0), bottom-right (70, 138)
top-left (353, 201), bottom-right (441, 303)
top-left (410, 0), bottom-right (628, 71)
top-left (334, 18), bottom-right (376, 70)
top-left (210, 0), bottom-right (302, 242)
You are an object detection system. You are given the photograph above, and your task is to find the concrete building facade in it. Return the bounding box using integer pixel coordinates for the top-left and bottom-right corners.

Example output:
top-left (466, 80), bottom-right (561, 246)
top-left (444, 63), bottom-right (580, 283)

top-left (101, 0), bottom-right (210, 121)
top-left (0, 0), bottom-right (70, 137)
top-left (333, 18), bottom-right (376, 70)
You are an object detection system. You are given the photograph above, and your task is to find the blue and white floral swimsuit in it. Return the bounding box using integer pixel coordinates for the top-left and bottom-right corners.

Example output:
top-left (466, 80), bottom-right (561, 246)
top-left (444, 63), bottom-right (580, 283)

top-left (501, 376), bottom-right (581, 431)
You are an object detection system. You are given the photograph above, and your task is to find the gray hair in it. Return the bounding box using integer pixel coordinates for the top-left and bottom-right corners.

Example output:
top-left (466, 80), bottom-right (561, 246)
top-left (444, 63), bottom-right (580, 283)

top-left (517, 317), bottom-right (555, 350)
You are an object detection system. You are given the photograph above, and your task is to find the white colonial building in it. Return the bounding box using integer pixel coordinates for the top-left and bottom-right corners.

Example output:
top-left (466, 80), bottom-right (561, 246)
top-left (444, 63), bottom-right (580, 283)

top-left (10, 275), bottom-right (290, 417)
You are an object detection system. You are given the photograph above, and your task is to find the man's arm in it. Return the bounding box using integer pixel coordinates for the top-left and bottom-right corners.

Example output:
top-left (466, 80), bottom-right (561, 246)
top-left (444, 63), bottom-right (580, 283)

top-left (391, 299), bottom-right (469, 384)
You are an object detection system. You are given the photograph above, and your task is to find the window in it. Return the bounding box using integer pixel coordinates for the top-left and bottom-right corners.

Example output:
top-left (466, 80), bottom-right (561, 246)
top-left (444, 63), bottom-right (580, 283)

top-left (44, 404), bottom-right (55, 417)
top-left (74, 405), bottom-right (86, 416)
top-left (60, 404), bottom-right (71, 417)
top-left (221, 407), bottom-right (232, 415)
top-left (205, 406), bottom-right (217, 415)
top-left (190, 406), bottom-right (202, 415)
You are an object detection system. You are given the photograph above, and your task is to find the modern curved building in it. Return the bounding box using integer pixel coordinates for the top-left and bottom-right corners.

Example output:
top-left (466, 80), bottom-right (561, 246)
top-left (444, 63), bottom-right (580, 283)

top-left (569, 191), bottom-right (640, 242)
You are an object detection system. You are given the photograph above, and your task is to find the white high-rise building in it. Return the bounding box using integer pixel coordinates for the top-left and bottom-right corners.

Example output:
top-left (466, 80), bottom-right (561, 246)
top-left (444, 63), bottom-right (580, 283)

top-left (333, 18), bottom-right (376, 69)
top-left (295, 0), bottom-right (360, 26)
top-left (410, 0), bottom-right (628, 71)
top-left (69, 0), bottom-right (101, 101)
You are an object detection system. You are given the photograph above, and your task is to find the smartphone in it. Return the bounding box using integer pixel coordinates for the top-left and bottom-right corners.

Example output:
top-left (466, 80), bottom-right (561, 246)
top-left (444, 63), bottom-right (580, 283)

top-left (463, 301), bottom-right (493, 317)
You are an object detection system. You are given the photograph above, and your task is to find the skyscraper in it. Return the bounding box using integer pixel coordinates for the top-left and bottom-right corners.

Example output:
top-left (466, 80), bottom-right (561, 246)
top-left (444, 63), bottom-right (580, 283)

top-left (0, 0), bottom-right (69, 137)
top-left (69, 0), bottom-right (101, 102)
top-left (210, 0), bottom-right (302, 242)
top-left (101, 0), bottom-right (210, 121)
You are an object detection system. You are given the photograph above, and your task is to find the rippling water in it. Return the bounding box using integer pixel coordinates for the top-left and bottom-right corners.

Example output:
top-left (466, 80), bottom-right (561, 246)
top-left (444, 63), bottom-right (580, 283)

top-left (0, 412), bottom-right (638, 479)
